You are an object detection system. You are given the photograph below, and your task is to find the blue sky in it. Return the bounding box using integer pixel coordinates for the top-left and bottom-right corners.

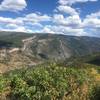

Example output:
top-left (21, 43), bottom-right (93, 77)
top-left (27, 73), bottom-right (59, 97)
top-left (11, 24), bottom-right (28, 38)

top-left (0, 0), bottom-right (100, 37)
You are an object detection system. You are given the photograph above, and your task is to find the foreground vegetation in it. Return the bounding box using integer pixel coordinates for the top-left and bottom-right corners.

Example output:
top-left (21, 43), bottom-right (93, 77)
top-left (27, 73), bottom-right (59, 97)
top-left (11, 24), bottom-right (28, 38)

top-left (0, 61), bottom-right (100, 100)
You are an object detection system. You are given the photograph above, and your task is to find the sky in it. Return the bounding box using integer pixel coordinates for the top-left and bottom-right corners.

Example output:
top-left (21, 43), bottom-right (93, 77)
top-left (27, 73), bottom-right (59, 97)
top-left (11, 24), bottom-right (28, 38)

top-left (0, 0), bottom-right (100, 37)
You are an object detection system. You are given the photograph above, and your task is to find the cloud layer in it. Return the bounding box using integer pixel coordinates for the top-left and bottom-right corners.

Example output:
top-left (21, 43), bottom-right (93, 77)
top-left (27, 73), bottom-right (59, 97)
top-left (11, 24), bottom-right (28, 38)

top-left (0, 0), bottom-right (27, 12)
top-left (0, 0), bottom-right (100, 37)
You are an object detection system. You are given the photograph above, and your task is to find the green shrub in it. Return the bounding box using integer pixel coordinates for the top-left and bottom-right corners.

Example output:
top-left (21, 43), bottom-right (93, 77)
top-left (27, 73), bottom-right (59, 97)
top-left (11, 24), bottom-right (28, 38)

top-left (90, 85), bottom-right (100, 100)
top-left (0, 62), bottom-right (99, 100)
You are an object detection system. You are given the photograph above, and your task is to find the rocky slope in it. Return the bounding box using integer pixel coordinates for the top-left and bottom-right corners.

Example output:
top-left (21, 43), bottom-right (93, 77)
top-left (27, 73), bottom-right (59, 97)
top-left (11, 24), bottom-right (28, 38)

top-left (0, 31), bottom-right (100, 73)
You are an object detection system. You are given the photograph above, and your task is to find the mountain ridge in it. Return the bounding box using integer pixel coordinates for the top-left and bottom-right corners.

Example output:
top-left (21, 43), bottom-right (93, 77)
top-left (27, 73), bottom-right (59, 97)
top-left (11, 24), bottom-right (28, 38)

top-left (0, 31), bottom-right (100, 73)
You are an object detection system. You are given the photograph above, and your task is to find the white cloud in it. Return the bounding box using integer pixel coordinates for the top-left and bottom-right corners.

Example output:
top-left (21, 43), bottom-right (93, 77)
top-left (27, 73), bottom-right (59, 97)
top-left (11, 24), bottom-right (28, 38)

top-left (53, 0), bottom-right (99, 36)
top-left (11, 26), bottom-right (27, 32)
top-left (24, 13), bottom-right (51, 23)
top-left (0, 17), bottom-right (23, 25)
top-left (53, 14), bottom-right (82, 28)
top-left (83, 11), bottom-right (100, 28)
top-left (82, 11), bottom-right (100, 36)
top-left (30, 23), bottom-right (43, 27)
top-left (86, 11), bottom-right (100, 18)
top-left (83, 18), bottom-right (100, 28)
top-left (0, 26), bottom-right (27, 32)
top-left (0, 12), bottom-right (51, 27)
top-left (57, 5), bottom-right (78, 15)
top-left (41, 25), bottom-right (86, 36)
top-left (0, 0), bottom-right (27, 12)
top-left (58, 0), bottom-right (98, 5)
top-left (6, 24), bottom-right (18, 28)
top-left (0, 12), bottom-right (51, 33)
top-left (42, 27), bottom-right (55, 33)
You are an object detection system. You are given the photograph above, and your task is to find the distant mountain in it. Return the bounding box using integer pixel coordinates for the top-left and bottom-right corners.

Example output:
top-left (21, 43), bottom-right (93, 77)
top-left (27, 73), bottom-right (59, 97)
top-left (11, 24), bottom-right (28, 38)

top-left (0, 31), bottom-right (100, 60)
top-left (0, 31), bottom-right (100, 73)
top-left (0, 31), bottom-right (33, 47)
top-left (29, 34), bottom-right (100, 60)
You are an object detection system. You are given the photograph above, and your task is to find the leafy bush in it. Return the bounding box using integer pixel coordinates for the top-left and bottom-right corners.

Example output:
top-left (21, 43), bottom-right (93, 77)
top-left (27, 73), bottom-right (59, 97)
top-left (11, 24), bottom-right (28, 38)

top-left (0, 62), bottom-right (99, 100)
top-left (90, 85), bottom-right (100, 100)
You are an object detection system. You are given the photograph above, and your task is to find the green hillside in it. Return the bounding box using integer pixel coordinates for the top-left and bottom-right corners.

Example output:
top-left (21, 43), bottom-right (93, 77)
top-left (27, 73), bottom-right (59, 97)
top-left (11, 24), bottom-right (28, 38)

top-left (0, 31), bottom-right (33, 47)
top-left (0, 59), bottom-right (100, 100)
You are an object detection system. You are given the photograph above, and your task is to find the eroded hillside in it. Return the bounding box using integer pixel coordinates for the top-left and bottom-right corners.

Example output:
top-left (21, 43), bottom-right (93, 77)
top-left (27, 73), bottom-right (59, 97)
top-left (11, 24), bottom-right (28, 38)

top-left (0, 32), bottom-right (100, 73)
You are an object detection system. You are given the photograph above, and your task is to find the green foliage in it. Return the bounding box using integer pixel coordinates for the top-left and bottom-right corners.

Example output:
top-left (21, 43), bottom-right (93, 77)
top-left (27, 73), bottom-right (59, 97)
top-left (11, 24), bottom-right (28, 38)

top-left (0, 62), bottom-right (100, 100)
top-left (0, 32), bottom-right (33, 47)
top-left (0, 75), bottom-right (7, 92)
top-left (90, 85), bottom-right (100, 100)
